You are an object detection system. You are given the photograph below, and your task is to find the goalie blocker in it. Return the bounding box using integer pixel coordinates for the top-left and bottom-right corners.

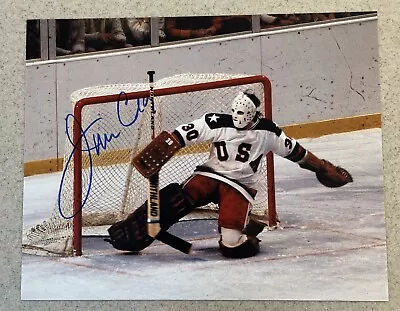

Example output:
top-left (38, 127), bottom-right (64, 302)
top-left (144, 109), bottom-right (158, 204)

top-left (132, 131), bottom-right (181, 178)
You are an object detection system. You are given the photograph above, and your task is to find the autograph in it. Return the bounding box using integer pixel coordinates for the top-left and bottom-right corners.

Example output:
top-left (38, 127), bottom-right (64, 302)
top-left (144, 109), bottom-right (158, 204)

top-left (57, 92), bottom-right (149, 219)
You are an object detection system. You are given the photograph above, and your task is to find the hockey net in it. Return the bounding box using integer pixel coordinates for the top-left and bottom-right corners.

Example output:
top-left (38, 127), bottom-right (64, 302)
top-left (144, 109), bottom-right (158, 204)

top-left (22, 73), bottom-right (276, 256)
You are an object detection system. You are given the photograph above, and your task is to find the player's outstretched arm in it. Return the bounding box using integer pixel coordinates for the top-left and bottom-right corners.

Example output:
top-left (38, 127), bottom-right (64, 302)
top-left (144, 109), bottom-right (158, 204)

top-left (267, 124), bottom-right (352, 188)
top-left (298, 151), bottom-right (353, 187)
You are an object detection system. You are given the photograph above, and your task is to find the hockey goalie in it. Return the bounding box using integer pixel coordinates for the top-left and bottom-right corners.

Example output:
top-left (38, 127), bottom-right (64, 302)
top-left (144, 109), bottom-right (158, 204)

top-left (106, 90), bottom-right (353, 258)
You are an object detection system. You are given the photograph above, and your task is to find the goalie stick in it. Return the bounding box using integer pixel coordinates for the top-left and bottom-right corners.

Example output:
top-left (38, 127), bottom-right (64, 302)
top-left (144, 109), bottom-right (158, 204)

top-left (146, 70), bottom-right (192, 254)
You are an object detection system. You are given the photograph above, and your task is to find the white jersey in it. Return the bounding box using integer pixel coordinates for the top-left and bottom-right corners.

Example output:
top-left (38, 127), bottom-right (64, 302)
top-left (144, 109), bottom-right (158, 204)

top-left (173, 113), bottom-right (306, 197)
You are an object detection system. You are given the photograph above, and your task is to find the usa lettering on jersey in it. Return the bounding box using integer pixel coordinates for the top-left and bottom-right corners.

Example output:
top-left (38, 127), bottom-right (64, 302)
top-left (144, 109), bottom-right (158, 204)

top-left (173, 113), bottom-right (302, 187)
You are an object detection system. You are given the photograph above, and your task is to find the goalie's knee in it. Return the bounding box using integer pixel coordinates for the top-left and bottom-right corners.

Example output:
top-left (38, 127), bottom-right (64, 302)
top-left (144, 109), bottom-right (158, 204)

top-left (218, 228), bottom-right (260, 258)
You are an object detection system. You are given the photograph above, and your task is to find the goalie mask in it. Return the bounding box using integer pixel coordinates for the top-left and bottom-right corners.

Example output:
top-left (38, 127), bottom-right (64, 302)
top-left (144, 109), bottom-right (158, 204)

top-left (231, 91), bottom-right (260, 129)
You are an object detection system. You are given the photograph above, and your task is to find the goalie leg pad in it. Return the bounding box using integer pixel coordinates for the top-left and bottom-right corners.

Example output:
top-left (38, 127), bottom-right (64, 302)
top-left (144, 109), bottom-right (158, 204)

top-left (219, 235), bottom-right (260, 258)
top-left (105, 183), bottom-right (194, 252)
top-left (159, 183), bottom-right (196, 228)
top-left (105, 203), bottom-right (154, 252)
top-left (218, 227), bottom-right (260, 258)
top-left (243, 218), bottom-right (266, 237)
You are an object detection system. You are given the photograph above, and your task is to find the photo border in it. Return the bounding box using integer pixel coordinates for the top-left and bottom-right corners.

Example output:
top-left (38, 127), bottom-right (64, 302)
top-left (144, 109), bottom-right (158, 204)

top-left (1, 1), bottom-right (398, 310)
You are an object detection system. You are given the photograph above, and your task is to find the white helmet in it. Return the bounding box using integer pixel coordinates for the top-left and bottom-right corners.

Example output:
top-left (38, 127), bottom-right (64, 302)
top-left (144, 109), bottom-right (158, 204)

top-left (231, 91), bottom-right (259, 129)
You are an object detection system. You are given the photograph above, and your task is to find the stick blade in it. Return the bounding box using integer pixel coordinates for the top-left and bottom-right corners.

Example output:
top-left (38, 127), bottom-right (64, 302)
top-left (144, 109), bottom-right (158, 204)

top-left (156, 231), bottom-right (192, 254)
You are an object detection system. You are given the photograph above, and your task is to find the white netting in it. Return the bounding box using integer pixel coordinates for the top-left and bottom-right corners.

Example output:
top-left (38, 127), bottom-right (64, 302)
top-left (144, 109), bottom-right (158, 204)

top-left (22, 73), bottom-right (271, 256)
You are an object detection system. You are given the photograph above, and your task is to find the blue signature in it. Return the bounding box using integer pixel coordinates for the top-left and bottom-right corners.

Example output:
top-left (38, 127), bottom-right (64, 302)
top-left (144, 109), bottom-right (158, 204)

top-left (57, 92), bottom-right (149, 219)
